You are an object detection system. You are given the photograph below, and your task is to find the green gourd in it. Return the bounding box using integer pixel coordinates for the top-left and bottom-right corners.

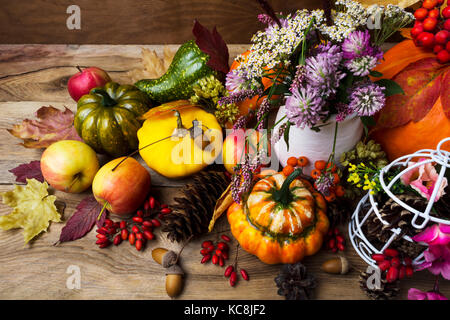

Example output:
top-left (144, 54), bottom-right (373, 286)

top-left (75, 82), bottom-right (151, 157)
top-left (135, 40), bottom-right (216, 104)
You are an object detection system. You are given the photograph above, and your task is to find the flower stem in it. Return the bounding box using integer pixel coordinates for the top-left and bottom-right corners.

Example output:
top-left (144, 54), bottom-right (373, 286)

top-left (326, 121), bottom-right (339, 166)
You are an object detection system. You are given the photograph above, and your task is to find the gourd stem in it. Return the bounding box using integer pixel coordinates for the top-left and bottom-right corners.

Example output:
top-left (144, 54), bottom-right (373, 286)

top-left (91, 88), bottom-right (116, 107)
top-left (172, 109), bottom-right (186, 129)
top-left (272, 168), bottom-right (303, 205)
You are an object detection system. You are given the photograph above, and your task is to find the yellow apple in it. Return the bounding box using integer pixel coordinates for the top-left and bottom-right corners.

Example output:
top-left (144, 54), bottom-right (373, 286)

top-left (40, 140), bottom-right (99, 193)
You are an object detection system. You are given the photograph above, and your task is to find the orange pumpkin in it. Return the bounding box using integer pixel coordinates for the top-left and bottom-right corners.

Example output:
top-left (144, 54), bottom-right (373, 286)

top-left (227, 168), bottom-right (329, 264)
top-left (370, 40), bottom-right (450, 161)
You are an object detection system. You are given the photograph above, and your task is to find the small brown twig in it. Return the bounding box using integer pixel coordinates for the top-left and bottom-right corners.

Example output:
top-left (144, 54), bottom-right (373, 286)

top-left (175, 234), bottom-right (194, 264)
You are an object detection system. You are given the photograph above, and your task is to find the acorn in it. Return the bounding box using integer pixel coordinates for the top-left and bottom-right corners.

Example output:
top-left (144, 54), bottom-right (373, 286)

top-left (152, 247), bottom-right (184, 298)
top-left (321, 256), bottom-right (350, 274)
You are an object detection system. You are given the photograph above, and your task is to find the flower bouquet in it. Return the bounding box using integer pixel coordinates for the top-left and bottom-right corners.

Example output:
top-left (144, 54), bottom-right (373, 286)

top-left (222, 0), bottom-right (414, 202)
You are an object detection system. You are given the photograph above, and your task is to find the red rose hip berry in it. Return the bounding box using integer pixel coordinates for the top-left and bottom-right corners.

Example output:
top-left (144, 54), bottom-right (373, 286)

top-left (417, 32), bottom-right (435, 48)
top-left (437, 50), bottom-right (450, 64)
top-left (423, 17), bottom-right (438, 32)
top-left (435, 30), bottom-right (449, 45)
top-left (414, 8), bottom-right (428, 20)
top-left (410, 26), bottom-right (424, 38)
top-left (434, 45), bottom-right (444, 54)
top-left (443, 7), bottom-right (450, 19)
top-left (386, 266), bottom-right (399, 283)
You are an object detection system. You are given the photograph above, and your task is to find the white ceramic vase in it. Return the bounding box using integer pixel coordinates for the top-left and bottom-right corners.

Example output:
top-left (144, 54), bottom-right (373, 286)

top-left (273, 105), bottom-right (364, 174)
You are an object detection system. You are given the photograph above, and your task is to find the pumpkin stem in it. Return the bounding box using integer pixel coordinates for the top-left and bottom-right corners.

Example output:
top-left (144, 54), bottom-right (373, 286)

top-left (272, 168), bottom-right (303, 205)
top-left (91, 88), bottom-right (116, 107)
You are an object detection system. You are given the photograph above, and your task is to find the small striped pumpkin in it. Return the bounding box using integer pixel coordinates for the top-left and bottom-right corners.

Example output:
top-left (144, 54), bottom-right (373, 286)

top-left (227, 169), bottom-right (329, 264)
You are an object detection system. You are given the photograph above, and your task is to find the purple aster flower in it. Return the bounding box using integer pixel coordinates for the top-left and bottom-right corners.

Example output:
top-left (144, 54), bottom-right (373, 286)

top-left (305, 51), bottom-right (345, 97)
top-left (231, 156), bottom-right (253, 204)
top-left (271, 122), bottom-right (287, 145)
top-left (285, 86), bottom-right (326, 128)
top-left (290, 65), bottom-right (306, 91)
top-left (315, 172), bottom-right (334, 195)
top-left (225, 70), bottom-right (247, 93)
top-left (348, 82), bottom-right (385, 117)
top-left (345, 55), bottom-right (379, 77)
top-left (232, 115), bottom-right (249, 132)
top-left (316, 43), bottom-right (342, 65)
top-left (342, 30), bottom-right (372, 60)
top-left (335, 103), bottom-right (353, 122)
top-left (256, 98), bottom-right (270, 130)
top-left (257, 13), bottom-right (273, 25)
top-left (218, 88), bottom-right (261, 106)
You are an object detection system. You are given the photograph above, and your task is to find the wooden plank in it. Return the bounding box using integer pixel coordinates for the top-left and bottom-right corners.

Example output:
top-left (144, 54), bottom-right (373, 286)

top-left (0, 44), bottom-right (249, 101)
top-left (0, 0), bottom-right (318, 45)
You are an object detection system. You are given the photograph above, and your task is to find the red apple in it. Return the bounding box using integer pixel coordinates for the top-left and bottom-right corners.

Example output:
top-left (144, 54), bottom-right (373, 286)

top-left (92, 157), bottom-right (151, 216)
top-left (67, 66), bottom-right (111, 102)
top-left (222, 129), bottom-right (270, 174)
top-left (41, 140), bottom-right (100, 193)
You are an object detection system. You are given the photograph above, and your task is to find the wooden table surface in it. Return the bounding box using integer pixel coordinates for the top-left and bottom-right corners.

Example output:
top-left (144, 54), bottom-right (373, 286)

top-left (0, 44), bottom-right (448, 300)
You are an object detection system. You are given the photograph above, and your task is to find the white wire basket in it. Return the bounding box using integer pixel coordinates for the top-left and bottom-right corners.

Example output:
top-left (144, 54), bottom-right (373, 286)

top-left (349, 138), bottom-right (450, 268)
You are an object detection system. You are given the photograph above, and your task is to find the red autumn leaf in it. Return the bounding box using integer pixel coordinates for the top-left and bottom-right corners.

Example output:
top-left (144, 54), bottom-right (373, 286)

top-left (192, 19), bottom-right (229, 74)
top-left (8, 106), bottom-right (82, 149)
top-left (8, 161), bottom-right (44, 183)
top-left (377, 58), bottom-right (449, 128)
top-left (59, 196), bottom-right (106, 243)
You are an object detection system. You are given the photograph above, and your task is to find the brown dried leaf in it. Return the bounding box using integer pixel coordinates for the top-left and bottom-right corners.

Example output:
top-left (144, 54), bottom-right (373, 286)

top-left (127, 46), bottom-right (176, 83)
top-left (357, 0), bottom-right (419, 8)
top-left (208, 183), bottom-right (234, 232)
top-left (8, 106), bottom-right (82, 149)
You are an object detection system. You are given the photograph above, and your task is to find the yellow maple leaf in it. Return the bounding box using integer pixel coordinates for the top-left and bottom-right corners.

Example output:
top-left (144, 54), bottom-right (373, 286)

top-left (0, 179), bottom-right (61, 244)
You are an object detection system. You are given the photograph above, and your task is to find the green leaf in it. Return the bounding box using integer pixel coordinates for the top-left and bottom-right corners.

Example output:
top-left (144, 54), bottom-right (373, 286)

top-left (370, 70), bottom-right (383, 78)
top-left (375, 79), bottom-right (405, 97)
top-left (361, 116), bottom-right (376, 127)
top-left (284, 122), bottom-right (291, 151)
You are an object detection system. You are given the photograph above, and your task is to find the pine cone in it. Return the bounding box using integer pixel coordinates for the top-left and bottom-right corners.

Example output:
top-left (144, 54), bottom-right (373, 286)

top-left (274, 263), bottom-right (316, 300)
top-left (359, 271), bottom-right (400, 300)
top-left (434, 192), bottom-right (450, 219)
top-left (327, 197), bottom-right (354, 227)
top-left (161, 171), bottom-right (229, 242)
top-left (366, 193), bottom-right (427, 244)
top-left (394, 238), bottom-right (426, 258)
